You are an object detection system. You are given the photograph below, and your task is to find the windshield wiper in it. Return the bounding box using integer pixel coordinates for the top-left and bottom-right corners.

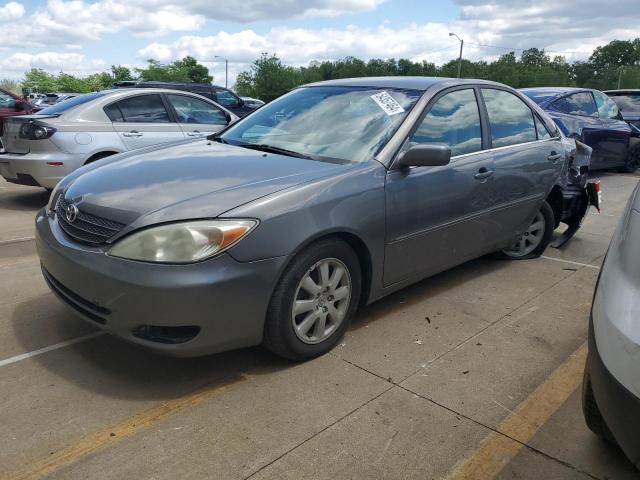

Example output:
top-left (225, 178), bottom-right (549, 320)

top-left (208, 132), bottom-right (229, 144)
top-left (237, 143), bottom-right (316, 160)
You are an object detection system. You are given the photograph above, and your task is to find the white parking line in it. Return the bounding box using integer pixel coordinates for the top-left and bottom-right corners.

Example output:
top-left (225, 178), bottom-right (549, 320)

top-left (541, 255), bottom-right (600, 270)
top-left (0, 332), bottom-right (104, 368)
top-left (0, 236), bottom-right (35, 246)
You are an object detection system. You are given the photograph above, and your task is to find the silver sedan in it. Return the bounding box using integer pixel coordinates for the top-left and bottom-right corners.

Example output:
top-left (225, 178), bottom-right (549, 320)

top-left (0, 88), bottom-right (237, 189)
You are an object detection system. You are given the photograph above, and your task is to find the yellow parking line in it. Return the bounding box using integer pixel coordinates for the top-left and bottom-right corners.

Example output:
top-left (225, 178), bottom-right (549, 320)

top-left (4, 374), bottom-right (250, 480)
top-left (447, 343), bottom-right (588, 480)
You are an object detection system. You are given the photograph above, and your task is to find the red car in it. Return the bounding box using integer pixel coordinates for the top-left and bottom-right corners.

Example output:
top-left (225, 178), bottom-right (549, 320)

top-left (0, 88), bottom-right (37, 151)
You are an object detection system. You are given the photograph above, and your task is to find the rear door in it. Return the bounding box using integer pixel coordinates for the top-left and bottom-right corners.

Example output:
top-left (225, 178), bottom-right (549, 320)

top-left (482, 87), bottom-right (564, 243)
top-left (165, 93), bottom-right (230, 138)
top-left (384, 87), bottom-right (494, 285)
top-left (592, 90), bottom-right (631, 167)
top-left (107, 94), bottom-right (185, 150)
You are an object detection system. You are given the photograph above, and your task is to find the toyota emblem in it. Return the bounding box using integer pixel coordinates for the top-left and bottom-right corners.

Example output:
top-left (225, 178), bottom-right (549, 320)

top-left (65, 204), bottom-right (79, 223)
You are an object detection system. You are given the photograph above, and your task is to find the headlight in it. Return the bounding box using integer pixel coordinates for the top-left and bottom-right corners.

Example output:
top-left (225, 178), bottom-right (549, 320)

top-left (107, 219), bottom-right (257, 263)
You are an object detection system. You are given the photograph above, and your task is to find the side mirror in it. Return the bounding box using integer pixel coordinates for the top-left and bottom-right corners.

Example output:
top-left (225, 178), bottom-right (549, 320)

top-left (395, 143), bottom-right (451, 169)
top-left (15, 101), bottom-right (25, 112)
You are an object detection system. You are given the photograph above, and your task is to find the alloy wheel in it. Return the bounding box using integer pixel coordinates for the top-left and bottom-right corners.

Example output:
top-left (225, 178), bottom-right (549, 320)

top-left (291, 258), bottom-right (352, 344)
top-left (503, 212), bottom-right (546, 258)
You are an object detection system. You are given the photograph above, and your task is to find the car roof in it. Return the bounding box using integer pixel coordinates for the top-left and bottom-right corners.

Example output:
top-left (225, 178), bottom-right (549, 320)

top-left (604, 89), bottom-right (640, 94)
top-left (129, 80), bottom-right (227, 89)
top-left (301, 76), bottom-right (505, 91)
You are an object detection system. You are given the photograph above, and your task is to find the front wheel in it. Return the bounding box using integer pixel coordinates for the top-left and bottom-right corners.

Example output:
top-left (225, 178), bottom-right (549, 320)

top-left (263, 238), bottom-right (361, 361)
top-left (499, 201), bottom-right (554, 260)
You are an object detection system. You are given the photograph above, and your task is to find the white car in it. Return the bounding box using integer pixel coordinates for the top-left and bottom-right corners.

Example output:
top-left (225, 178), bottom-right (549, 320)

top-left (0, 88), bottom-right (238, 189)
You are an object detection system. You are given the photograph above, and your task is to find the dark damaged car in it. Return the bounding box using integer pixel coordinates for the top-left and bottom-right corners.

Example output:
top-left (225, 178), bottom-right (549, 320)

top-left (37, 77), bottom-right (597, 360)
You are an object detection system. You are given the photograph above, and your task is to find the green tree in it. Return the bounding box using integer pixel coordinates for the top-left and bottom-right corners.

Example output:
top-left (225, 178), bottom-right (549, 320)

top-left (136, 57), bottom-right (212, 83)
top-left (235, 54), bottom-right (301, 101)
top-left (111, 65), bottom-right (134, 82)
top-left (22, 69), bottom-right (59, 93)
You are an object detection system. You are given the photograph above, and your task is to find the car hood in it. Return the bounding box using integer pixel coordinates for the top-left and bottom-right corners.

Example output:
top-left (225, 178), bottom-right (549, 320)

top-left (63, 140), bottom-right (348, 232)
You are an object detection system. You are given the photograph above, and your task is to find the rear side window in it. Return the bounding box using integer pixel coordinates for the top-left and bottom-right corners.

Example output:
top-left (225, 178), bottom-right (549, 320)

top-left (113, 94), bottom-right (170, 123)
top-left (608, 93), bottom-right (640, 111)
top-left (191, 86), bottom-right (214, 100)
top-left (408, 88), bottom-right (482, 157)
top-left (482, 89), bottom-right (537, 148)
top-left (592, 90), bottom-right (620, 120)
top-left (551, 92), bottom-right (597, 117)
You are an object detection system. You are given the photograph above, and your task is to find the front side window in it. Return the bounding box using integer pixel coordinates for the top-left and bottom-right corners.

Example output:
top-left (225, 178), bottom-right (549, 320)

top-left (220, 86), bottom-right (422, 163)
top-left (592, 90), bottom-right (620, 120)
top-left (535, 116), bottom-right (552, 139)
top-left (115, 94), bottom-right (170, 123)
top-left (167, 94), bottom-right (228, 125)
top-left (551, 92), bottom-right (597, 117)
top-left (408, 88), bottom-right (482, 156)
top-left (215, 89), bottom-right (241, 108)
top-left (482, 89), bottom-right (537, 148)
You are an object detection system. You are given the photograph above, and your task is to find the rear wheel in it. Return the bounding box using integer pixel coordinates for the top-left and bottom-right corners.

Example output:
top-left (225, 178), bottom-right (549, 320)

top-left (499, 201), bottom-right (554, 260)
top-left (263, 238), bottom-right (361, 361)
top-left (620, 145), bottom-right (640, 173)
top-left (85, 151), bottom-right (116, 165)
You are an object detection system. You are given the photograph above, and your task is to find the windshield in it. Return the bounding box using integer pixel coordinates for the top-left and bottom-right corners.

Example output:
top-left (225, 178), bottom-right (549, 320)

top-left (37, 92), bottom-right (105, 115)
top-left (220, 86), bottom-right (422, 163)
top-left (608, 93), bottom-right (640, 112)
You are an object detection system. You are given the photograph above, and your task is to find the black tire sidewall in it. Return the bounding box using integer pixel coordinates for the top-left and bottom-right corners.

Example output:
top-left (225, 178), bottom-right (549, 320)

top-left (501, 201), bottom-right (555, 260)
top-left (264, 238), bottom-right (361, 360)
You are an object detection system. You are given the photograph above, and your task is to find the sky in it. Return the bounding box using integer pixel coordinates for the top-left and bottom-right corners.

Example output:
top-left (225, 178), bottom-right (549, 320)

top-left (0, 0), bottom-right (638, 88)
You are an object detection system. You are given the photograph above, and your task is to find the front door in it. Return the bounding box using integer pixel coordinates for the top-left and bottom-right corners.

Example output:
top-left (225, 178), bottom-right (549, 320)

top-left (165, 93), bottom-right (230, 138)
top-left (108, 93), bottom-right (185, 150)
top-left (384, 87), bottom-right (494, 286)
top-left (592, 90), bottom-right (632, 167)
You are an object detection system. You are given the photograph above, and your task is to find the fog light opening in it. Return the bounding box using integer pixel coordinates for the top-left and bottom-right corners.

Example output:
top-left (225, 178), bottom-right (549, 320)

top-left (131, 325), bottom-right (200, 344)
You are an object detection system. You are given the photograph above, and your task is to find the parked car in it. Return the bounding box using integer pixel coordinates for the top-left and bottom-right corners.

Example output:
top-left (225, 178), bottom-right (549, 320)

top-left (39, 77), bottom-right (579, 359)
top-left (34, 93), bottom-right (81, 108)
top-left (521, 87), bottom-right (637, 172)
top-left (0, 88), bottom-right (237, 189)
top-left (604, 89), bottom-right (640, 129)
top-left (582, 182), bottom-right (640, 469)
top-left (241, 97), bottom-right (265, 108)
top-left (113, 81), bottom-right (258, 117)
top-left (0, 88), bottom-right (37, 151)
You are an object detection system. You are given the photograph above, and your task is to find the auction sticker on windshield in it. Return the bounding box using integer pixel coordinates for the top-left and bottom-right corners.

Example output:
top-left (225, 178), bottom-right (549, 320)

top-left (370, 91), bottom-right (405, 116)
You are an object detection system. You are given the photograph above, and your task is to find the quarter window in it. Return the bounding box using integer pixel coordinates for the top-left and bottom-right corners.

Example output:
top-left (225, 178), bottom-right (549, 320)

top-left (408, 88), bottom-right (482, 156)
top-left (592, 90), bottom-right (620, 120)
top-left (551, 92), bottom-right (597, 117)
top-left (167, 94), bottom-right (228, 125)
top-left (112, 94), bottom-right (170, 123)
top-left (535, 116), bottom-right (552, 140)
top-left (482, 89), bottom-right (537, 148)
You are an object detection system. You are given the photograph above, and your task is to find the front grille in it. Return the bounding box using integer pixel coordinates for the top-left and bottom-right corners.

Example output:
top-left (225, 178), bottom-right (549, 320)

top-left (56, 196), bottom-right (125, 245)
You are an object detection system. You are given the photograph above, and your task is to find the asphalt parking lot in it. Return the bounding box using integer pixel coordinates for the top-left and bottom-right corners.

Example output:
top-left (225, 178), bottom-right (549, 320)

top-left (1, 172), bottom-right (639, 480)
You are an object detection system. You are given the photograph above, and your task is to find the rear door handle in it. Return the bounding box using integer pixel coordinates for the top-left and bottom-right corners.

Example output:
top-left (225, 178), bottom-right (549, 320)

top-left (474, 168), bottom-right (494, 180)
top-left (123, 131), bottom-right (143, 138)
top-left (548, 151), bottom-right (562, 162)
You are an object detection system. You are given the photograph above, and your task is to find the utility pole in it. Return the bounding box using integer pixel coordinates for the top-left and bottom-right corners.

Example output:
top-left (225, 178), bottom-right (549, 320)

top-left (449, 32), bottom-right (464, 78)
top-left (214, 56), bottom-right (228, 88)
top-left (618, 66), bottom-right (624, 89)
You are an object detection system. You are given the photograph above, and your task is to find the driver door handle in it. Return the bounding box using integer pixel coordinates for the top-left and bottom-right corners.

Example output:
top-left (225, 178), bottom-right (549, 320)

top-left (548, 151), bottom-right (562, 162)
top-left (123, 131), bottom-right (143, 138)
top-left (186, 131), bottom-right (201, 137)
top-left (474, 168), bottom-right (494, 180)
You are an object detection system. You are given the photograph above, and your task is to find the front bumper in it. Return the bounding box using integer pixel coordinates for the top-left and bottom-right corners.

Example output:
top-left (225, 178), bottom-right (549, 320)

top-left (587, 317), bottom-right (640, 468)
top-left (0, 152), bottom-right (81, 189)
top-left (36, 208), bottom-right (289, 356)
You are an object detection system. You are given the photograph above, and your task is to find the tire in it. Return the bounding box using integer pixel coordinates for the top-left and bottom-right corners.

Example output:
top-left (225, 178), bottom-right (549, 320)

top-left (620, 146), bottom-right (640, 173)
top-left (582, 367), bottom-right (617, 444)
top-left (263, 238), bottom-right (361, 361)
top-left (499, 201), bottom-right (554, 260)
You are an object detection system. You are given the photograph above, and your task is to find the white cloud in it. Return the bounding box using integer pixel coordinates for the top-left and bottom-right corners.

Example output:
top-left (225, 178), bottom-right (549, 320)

top-left (0, 52), bottom-right (106, 77)
top-left (0, 1), bottom-right (24, 21)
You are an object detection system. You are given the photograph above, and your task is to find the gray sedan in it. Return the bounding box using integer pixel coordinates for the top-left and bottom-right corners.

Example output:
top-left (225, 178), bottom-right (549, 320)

top-left (37, 77), bottom-right (575, 360)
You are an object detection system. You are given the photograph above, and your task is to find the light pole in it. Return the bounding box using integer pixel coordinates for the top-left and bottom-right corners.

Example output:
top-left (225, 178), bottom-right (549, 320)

top-left (214, 56), bottom-right (228, 88)
top-left (449, 32), bottom-right (464, 78)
